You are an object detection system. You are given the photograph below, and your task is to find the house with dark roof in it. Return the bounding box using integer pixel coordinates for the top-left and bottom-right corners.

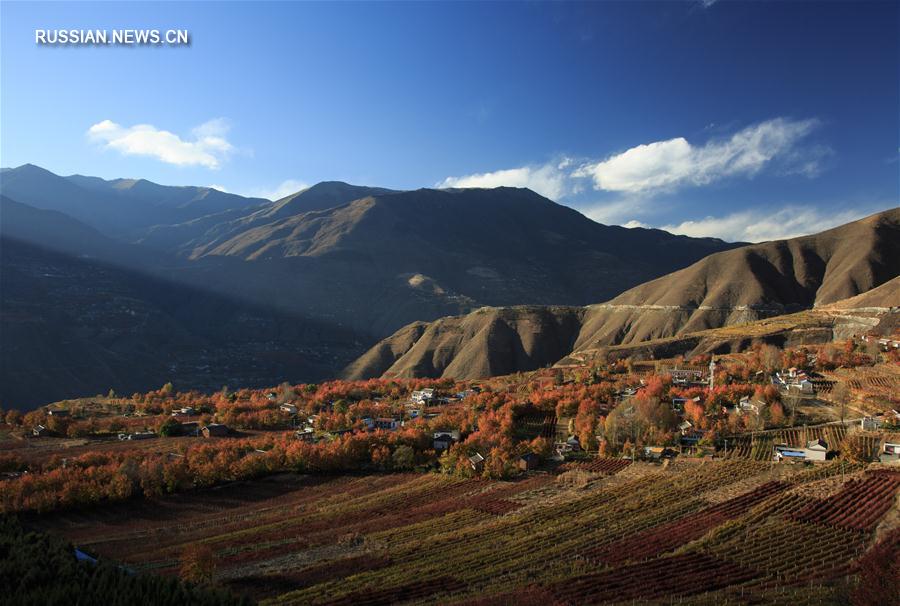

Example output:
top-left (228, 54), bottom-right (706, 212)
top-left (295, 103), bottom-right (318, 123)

top-left (201, 423), bottom-right (229, 438)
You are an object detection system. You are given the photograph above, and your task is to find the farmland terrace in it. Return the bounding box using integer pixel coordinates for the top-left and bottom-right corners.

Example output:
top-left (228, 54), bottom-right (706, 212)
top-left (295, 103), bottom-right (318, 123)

top-left (26, 459), bottom-right (900, 605)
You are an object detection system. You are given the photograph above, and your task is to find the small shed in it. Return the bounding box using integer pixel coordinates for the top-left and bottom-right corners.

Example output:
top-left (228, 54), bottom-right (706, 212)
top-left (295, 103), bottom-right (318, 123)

top-left (433, 430), bottom-right (460, 451)
top-left (518, 452), bottom-right (540, 471)
top-left (468, 452), bottom-right (485, 473)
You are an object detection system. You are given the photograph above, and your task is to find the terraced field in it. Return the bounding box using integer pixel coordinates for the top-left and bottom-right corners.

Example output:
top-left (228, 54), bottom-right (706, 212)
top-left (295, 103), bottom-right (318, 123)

top-left (28, 461), bottom-right (900, 605)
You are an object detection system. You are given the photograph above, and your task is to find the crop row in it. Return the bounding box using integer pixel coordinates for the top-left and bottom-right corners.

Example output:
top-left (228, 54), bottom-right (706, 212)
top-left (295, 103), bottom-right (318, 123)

top-left (558, 458), bottom-right (631, 475)
top-left (789, 471), bottom-right (900, 531)
top-left (583, 481), bottom-right (789, 565)
top-left (549, 553), bottom-right (759, 605)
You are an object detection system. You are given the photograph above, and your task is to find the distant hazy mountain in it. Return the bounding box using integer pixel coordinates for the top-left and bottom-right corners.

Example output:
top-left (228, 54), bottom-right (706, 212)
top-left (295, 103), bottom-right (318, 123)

top-left (345, 208), bottom-right (900, 380)
top-left (0, 164), bottom-right (267, 236)
top-left (0, 195), bottom-right (154, 266)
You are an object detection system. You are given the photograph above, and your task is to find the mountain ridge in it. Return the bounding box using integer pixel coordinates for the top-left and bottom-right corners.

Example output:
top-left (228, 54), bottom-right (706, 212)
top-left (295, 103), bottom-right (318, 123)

top-left (344, 208), bottom-right (900, 380)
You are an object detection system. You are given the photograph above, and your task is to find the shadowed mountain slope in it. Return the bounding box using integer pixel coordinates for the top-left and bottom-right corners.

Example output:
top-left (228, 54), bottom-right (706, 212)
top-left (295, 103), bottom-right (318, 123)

top-left (178, 187), bottom-right (738, 324)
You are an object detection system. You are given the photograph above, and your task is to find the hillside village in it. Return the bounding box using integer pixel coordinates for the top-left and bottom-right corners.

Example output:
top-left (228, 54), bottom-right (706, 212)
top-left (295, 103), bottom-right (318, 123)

top-left (3, 330), bottom-right (898, 509)
top-left (0, 331), bottom-right (897, 605)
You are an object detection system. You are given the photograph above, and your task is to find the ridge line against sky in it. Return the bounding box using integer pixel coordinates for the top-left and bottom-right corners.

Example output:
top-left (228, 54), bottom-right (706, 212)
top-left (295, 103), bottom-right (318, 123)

top-left (2, 1), bottom-right (897, 243)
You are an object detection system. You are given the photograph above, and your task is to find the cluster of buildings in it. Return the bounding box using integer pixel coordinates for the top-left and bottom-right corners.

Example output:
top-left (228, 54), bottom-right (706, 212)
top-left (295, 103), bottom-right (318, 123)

top-left (773, 368), bottom-right (815, 394)
top-left (860, 335), bottom-right (900, 350)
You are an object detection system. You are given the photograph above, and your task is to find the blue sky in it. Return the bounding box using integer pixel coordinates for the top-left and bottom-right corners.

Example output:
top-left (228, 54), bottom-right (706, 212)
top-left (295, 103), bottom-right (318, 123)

top-left (1, 1), bottom-right (897, 242)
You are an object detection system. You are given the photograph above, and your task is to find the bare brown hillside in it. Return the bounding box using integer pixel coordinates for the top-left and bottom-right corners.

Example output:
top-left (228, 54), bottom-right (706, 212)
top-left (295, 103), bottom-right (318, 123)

top-left (345, 208), bottom-right (900, 380)
top-left (343, 306), bottom-right (585, 380)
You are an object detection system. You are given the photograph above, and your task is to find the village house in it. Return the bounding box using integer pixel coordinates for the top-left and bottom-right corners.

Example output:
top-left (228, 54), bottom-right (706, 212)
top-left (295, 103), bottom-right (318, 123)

top-left (880, 442), bottom-right (900, 462)
top-left (738, 396), bottom-right (766, 414)
top-left (863, 335), bottom-right (900, 350)
top-left (279, 403), bottom-right (298, 415)
top-left (374, 417), bottom-right (400, 431)
top-left (201, 423), bottom-right (229, 438)
top-left (774, 369), bottom-right (814, 394)
top-left (555, 436), bottom-right (582, 457)
top-left (773, 443), bottom-right (806, 462)
top-left (773, 439), bottom-right (829, 462)
top-left (171, 406), bottom-right (196, 416)
top-left (678, 420), bottom-right (693, 435)
top-left (642, 446), bottom-right (676, 461)
top-left (433, 429), bottom-right (461, 451)
top-left (661, 364), bottom-right (709, 386)
top-left (411, 388), bottom-right (435, 404)
top-left (295, 427), bottom-right (317, 442)
top-left (517, 451), bottom-right (540, 471)
top-left (804, 439), bottom-right (829, 461)
top-left (45, 408), bottom-right (69, 417)
top-left (468, 452), bottom-right (485, 473)
top-left (32, 424), bottom-right (48, 437)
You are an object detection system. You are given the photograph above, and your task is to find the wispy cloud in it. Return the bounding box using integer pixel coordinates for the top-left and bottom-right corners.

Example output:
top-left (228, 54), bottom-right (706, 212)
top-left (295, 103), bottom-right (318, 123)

top-left (87, 118), bottom-right (235, 169)
top-left (660, 205), bottom-right (872, 243)
top-left (582, 198), bottom-right (651, 225)
top-left (247, 179), bottom-right (309, 201)
top-left (573, 118), bottom-right (824, 194)
top-left (438, 159), bottom-right (573, 200)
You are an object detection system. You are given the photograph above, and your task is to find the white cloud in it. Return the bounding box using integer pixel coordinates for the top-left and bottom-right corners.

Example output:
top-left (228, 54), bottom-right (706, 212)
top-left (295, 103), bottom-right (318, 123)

top-left (622, 220), bottom-right (649, 229)
top-left (438, 159), bottom-right (572, 200)
top-left (573, 118), bottom-right (823, 194)
top-left (87, 118), bottom-right (235, 169)
top-left (583, 199), bottom-right (650, 225)
top-left (248, 179), bottom-right (309, 201)
top-left (661, 206), bottom-right (871, 243)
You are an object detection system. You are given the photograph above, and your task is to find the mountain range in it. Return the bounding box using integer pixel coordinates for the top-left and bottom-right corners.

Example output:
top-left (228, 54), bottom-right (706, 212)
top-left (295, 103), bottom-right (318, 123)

top-left (1, 164), bottom-right (744, 409)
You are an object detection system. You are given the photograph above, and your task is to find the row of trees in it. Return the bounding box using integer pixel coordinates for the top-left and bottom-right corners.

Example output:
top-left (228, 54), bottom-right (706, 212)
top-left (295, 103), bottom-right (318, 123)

top-left (0, 426), bottom-right (443, 514)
